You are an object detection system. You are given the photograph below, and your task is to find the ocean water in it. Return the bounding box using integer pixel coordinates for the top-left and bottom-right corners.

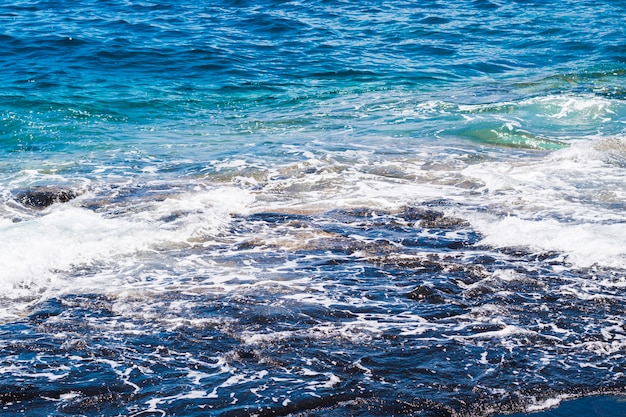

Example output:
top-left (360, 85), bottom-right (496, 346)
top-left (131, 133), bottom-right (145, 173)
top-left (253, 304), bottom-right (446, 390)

top-left (1, 0), bottom-right (625, 416)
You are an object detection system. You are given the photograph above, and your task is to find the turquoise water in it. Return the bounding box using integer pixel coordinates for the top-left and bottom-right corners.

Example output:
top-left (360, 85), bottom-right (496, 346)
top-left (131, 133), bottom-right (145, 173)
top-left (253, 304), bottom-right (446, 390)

top-left (1, 1), bottom-right (626, 416)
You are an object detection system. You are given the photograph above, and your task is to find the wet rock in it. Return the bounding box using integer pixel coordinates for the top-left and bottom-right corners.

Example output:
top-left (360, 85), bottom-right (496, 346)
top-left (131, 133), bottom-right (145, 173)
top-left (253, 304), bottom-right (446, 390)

top-left (368, 253), bottom-right (446, 273)
top-left (400, 206), bottom-right (469, 228)
top-left (408, 285), bottom-right (446, 304)
top-left (15, 187), bottom-right (78, 209)
top-left (462, 284), bottom-right (494, 298)
top-left (401, 207), bottom-right (442, 222)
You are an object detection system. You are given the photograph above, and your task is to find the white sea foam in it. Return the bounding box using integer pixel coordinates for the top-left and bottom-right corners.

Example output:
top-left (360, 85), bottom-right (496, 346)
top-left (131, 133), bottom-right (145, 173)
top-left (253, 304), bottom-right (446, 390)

top-left (526, 395), bottom-right (568, 412)
top-left (531, 95), bottom-right (618, 123)
top-left (0, 207), bottom-right (153, 295)
top-left (459, 94), bottom-right (622, 125)
top-left (458, 136), bottom-right (626, 269)
top-left (471, 216), bottom-right (626, 269)
top-left (0, 186), bottom-right (255, 319)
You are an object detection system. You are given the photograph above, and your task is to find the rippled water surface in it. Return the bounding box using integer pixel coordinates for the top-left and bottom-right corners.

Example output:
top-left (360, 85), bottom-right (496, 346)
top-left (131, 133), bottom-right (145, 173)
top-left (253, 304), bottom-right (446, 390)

top-left (1, 1), bottom-right (626, 416)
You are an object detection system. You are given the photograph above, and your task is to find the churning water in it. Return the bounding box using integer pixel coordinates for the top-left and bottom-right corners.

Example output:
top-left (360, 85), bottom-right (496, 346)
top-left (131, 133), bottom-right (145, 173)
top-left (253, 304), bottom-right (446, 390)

top-left (1, 1), bottom-right (626, 416)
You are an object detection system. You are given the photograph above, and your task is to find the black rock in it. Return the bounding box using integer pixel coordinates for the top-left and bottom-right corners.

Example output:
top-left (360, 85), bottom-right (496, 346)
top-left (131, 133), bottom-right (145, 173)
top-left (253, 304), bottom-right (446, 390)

top-left (401, 206), bottom-right (469, 228)
top-left (15, 187), bottom-right (78, 209)
top-left (408, 285), bottom-right (446, 304)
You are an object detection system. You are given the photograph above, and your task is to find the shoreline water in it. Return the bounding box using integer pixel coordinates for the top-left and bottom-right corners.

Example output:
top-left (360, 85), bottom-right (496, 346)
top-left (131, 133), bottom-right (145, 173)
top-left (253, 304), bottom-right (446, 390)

top-left (496, 395), bottom-right (626, 417)
top-left (2, 1), bottom-right (625, 415)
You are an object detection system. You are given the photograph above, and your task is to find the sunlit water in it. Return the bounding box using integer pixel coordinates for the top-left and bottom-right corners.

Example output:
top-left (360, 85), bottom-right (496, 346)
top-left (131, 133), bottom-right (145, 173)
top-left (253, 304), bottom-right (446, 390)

top-left (1, 1), bottom-right (625, 416)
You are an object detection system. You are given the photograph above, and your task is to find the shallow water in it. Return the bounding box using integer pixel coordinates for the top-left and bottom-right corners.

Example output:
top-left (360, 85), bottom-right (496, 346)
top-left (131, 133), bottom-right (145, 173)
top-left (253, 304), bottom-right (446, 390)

top-left (1, 1), bottom-right (625, 416)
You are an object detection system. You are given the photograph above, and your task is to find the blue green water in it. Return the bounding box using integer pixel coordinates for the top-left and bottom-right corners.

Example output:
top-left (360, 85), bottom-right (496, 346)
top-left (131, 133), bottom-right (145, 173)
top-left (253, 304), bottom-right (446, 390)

top-left (1, 1), bottom-right (626, 416)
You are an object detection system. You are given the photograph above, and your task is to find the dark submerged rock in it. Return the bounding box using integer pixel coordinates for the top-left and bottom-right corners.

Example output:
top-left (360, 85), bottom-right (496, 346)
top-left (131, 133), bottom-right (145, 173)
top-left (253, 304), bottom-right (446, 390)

top-left (408, 285), bottom-right (446, 304)
top-left (15, 187), bottom-right (78, 209)
top-left (401, 206), bottom-right (470, 228)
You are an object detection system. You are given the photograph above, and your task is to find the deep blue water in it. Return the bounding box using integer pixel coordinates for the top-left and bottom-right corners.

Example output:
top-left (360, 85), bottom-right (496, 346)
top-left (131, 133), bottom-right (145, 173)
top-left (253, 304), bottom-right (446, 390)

top-left (1, 1), bottom-right (626, 416)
